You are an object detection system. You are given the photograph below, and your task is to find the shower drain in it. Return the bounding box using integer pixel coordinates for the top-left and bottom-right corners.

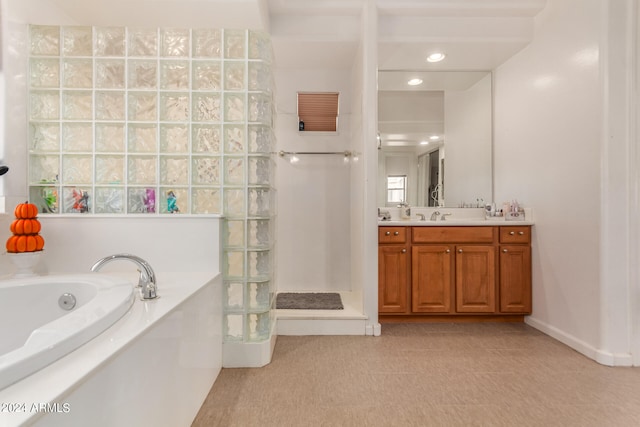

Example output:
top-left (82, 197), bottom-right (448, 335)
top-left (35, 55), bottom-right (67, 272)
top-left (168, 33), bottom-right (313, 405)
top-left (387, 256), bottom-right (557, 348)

top-left (58, 293), bottom-right (77, 311)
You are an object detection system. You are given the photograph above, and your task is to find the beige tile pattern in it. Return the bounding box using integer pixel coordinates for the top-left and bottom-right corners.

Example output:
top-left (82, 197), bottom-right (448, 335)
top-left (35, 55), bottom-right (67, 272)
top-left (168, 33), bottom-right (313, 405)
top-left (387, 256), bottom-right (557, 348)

top-left (192, 323), bottom-right (640, 427)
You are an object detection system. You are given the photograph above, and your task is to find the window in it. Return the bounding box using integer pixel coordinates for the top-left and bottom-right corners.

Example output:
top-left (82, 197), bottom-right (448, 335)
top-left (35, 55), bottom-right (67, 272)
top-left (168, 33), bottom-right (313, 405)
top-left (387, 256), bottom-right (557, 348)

top-left (387, 175), bottom-right (407, 204)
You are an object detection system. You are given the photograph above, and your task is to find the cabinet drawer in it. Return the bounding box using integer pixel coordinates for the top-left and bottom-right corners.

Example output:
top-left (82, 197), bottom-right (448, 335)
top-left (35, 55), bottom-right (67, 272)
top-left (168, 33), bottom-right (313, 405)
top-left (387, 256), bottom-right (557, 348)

top-left (413, 227), bottom-right (494, 244)
top-left (379, 227), bottom-right (407, 243)
top-left (499, 226), bottom-right (531, 244)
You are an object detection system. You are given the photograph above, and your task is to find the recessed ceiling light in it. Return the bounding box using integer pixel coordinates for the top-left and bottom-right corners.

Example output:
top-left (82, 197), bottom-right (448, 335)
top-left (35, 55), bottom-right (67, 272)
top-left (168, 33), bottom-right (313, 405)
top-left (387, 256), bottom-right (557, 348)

top-left (420, 141), bottom-right (429, 145)
top-left (426, 52), bottom-right (446, 63)
top-left (429, 135), bottom-right (440, 141)
top-left (407, 78), bottom-right (423, 86)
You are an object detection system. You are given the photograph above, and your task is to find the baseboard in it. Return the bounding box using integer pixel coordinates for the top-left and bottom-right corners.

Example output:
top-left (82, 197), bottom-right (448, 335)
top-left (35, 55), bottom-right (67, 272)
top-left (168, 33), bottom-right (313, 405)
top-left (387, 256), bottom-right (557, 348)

top-left (525, 316), bottom-right (633, 367)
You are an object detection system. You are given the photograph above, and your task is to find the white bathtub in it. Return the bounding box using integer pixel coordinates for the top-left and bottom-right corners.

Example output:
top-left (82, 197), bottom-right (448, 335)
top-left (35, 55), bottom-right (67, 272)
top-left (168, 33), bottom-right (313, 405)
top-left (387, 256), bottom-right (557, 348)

top-left (0, 274), bottom-right (135, 391)
top-left (0, 272), bottom-right (222, 427)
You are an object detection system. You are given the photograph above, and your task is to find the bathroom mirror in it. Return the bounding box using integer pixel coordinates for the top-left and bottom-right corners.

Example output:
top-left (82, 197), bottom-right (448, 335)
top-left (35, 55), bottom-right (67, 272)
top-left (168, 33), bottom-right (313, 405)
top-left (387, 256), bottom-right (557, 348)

top-left (377, 71), bottom-right (492, 207)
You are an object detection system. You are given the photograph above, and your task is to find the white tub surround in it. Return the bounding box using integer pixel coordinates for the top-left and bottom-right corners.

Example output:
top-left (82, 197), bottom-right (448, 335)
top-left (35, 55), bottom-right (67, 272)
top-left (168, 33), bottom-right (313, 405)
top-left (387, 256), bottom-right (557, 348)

top-left (0, 272), bottom-right (222, 427)
top-left (0, 274), bottom-right (134, 390)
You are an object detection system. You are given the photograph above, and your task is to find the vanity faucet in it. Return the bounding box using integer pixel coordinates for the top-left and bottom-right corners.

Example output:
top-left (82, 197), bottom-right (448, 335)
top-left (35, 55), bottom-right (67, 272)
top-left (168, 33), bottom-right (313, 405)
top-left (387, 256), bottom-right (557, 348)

top-left (91, 253), bottom-right (158, 299)
top-left (417, 213), bottom-right (426, 221)
top-left (441, 213), bottom-right (452, 221)
top-left (430, 211), bottom-right (441, 221)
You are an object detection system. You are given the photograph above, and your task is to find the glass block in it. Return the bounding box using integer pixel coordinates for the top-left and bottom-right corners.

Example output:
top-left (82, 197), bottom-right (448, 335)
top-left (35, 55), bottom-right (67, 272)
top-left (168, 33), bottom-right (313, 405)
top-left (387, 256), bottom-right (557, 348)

top-left (192, 125), bottom-right (221, 153)
top-left (192, 157), bottom-right (220, 185)
top-left (62, 91), bottom-right (92, 120)
top-left (248, 312), bottom-right (270, 341)
top-left (62, 123), bottom-right (93, 152)
top-left (95, 91), bottom-right (125, 120)
top-left (248, 61), bottom-right (273, 92)
top-left (30, 25), bottom-right (60, 56)
top-left (128, 92), bottom-right (157, 121)
top-left (160, 156), bottom-right (189, 185)
top-left (225, 93), bottom-right (245, 122)
top-left (224, 62), bottom-right (245, 91)
top-left (193, 29), bottom-right (221, 58)
top-left (248, 250), bottom-right (271, 279)
top-left (128, 59), bottom-right (157, 89)
top-left (30, 186), bottom-right (59, 214)
top-left (192, 93), bottom-right (221, 122)
top-left (128, 187), bottom-right (157, 213)
top-left (30, 155), bottom-right (59, 184)
top-left (191, 188), bottom-right (221, 214)
top-left (248, 156), bottom-right (271, 185)
top-left (248, 281), bottom-right (270, 311)
top-left (30, 58), bottom-right (60, 88)
top-left (248, 188), bottom-right (271, 217)
top-left (160, 124), bottom-right (189, 153)
top-left (224, 219), bottom-right (245, 248)
top-left (128, 124), bottom-right (157, 152)
top-left (30, 123), bottom-right (60, 152)
top-left (159, 187), bottom-right (187, 213)
top-left (249, 31), bottom-right (272, 62)
top-left (225, 281), bottom-right (244, 309)
top-left (160, 93), bottom-right (189, 121)
top-left (95, 155), bottom-right (125, 184)
top-left (192, 61), bottom-right (221, 90)
top-left (224, 314), bottom-right (244, 341)
top-left (94, 187), bottom-right (124, 213)
top-left (223, 188), bottom-right (245, 217)
top-left (249, 93), bottom-right (272, 125)
top-left (30, 91), bottom-right (59, 120)
top-left (248, 125), bottom-right (273, 153)
top-left (128, 155), bottom-right (157, 184)
top-left (62, 26), bottom-right (92, 56)
top-left (96, 59), bottom-right (125, 89)
top-left (128, 28), bottom-right (158, 57)
top-left (224, 125), bottom-right (245, 153)
top-left (62, 155), bottom-right (92, 184)
top-left (224, 157), bottom-right (245, 186)
top-left (95, 27), bottom-right (126, 56)
top-left (224, 29), bottom-right (246, 59)
top-left (161, 28), bottom-right (189, 57)
top-left (224, 250), bottom-right (245, 278)
top-left (248, 219), bottom-right (271, 248)
top-left (96, 124), bottom-right (125, 152)
top-left (63, 59), bottom-right (93, 88)
top-left (160, 61), bottom-right (189, 90)
top-left (62, 187), bottom-right (91, 213)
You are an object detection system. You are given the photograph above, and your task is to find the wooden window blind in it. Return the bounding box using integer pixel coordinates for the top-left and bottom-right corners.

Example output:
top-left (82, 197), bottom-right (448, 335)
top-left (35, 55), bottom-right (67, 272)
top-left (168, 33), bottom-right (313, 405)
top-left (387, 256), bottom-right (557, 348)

top-left (297, 92), bottom-right (339, 132)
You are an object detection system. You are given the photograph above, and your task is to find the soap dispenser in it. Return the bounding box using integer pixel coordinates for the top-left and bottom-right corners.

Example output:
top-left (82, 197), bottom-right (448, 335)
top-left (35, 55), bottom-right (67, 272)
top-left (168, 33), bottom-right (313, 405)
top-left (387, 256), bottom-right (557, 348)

top-left (399, 202), bottom-right (411, 220)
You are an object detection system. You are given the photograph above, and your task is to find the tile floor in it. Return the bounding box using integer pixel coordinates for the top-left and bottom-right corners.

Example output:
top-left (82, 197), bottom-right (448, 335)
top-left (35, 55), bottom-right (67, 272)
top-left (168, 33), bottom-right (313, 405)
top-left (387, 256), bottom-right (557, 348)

top-left (192, 323), bottom-right (640, 426)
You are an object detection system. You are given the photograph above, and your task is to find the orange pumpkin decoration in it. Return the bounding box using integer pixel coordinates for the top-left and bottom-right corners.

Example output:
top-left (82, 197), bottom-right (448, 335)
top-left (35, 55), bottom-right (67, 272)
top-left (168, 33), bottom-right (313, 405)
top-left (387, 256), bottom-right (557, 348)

top-left (14, 201), bottom-right (38, 219)
top-left (6, 201), bottom-right (44, 253)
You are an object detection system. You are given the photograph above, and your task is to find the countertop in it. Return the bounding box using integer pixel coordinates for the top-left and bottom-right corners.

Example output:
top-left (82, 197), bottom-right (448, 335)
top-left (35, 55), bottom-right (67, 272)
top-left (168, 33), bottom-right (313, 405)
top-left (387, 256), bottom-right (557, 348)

top-left (378, 219), bottom-right (534, 226)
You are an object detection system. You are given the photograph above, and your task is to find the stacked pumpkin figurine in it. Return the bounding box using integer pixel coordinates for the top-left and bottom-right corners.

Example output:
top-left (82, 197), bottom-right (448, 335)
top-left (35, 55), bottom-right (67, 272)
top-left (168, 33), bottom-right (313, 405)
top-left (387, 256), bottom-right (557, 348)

top-left (6, 201), bottom-right (45, 253)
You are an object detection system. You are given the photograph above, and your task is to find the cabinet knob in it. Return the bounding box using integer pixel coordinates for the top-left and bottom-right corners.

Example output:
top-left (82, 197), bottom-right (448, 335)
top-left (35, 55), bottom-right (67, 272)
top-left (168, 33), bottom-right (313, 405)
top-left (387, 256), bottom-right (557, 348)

top-left (385, 231), bottom-right (390, 236)
top-left (458, 249), bottom-right (463, 253)
top-left (509, 231), bottom-right (515, 235)
top-left (401, 249), bottom-right (407, 253)
top-left (518, 231), bottom-right (524, 235)
top-left (394, 231), bottom-right (399, 236)
top-left (503, 249), bottom-right (508, 253)
top-left (445, 249), bottom-right (450, 253)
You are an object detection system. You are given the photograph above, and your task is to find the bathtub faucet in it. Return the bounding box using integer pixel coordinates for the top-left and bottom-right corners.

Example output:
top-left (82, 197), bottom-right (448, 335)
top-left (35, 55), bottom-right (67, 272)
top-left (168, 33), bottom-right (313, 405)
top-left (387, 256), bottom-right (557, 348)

top-left (91, 254), bottom-right (158, 300)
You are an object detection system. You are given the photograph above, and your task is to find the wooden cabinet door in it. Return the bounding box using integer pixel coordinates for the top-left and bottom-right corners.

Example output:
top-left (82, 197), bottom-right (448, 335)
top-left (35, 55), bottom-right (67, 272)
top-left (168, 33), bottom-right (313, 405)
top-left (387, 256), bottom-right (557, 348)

top-left (499, 245), bottom-right (532, 313)
top-left (412, 245), bottom-right (453, 313)
top-left (455, 245), bottom-right (496, 313)
top-left (378, 245), bottom-right (409, 313)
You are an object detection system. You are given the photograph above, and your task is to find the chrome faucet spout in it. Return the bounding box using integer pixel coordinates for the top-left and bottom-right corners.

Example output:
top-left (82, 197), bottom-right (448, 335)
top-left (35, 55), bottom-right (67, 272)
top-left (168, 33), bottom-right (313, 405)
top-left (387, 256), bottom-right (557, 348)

top-left (91, 254), bottom-right (158, 299)
top-left (430, 211), bottom-right (441, 221)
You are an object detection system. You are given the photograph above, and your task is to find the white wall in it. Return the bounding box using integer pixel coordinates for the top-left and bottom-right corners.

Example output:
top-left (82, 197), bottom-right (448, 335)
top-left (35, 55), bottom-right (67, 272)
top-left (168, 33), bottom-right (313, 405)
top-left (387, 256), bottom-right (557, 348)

top-left (494, 0), bottom-right (604, 358)
top-left (444, 74), bottom-right (492, 206)
top-left (274, 68), bottom-right (353, 292)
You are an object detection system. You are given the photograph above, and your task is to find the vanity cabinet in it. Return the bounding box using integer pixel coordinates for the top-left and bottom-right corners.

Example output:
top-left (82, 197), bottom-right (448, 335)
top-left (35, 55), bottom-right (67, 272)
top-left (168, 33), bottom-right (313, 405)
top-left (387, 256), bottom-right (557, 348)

top-left (379, 225), bottom-right (532, 321)
top-left (378, 227), bottom-right (409, 313)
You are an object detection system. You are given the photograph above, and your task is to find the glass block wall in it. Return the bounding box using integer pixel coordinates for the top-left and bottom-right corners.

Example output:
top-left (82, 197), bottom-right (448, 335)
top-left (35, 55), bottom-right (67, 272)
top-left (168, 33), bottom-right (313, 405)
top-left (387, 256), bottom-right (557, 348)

top-left (27, 25), bottom-right (276, 343)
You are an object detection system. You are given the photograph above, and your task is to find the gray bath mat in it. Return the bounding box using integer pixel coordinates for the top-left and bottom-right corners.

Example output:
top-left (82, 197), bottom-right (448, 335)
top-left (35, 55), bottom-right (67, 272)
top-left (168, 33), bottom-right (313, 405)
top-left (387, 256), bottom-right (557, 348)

top-left (276, 292), bottom-right (344, 310)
